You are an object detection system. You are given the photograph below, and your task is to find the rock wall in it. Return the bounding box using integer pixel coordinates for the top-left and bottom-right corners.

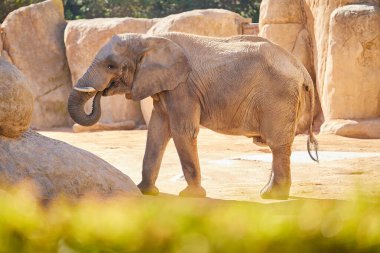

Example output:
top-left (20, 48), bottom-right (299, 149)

top-left (64, 17), bottom-right (158, 129)
top-left (148, 9), bottom-right (251, 36)
top-left (306, 0), bottom-right (380, 138)
top-left (242, 23), bottom-right (260, 35)
top-left (323, 4), bottom-right (379, 119)
top-left (1, 0), bottom-right (73, 129)
top-left (260, 0), bottom-right (380, 138)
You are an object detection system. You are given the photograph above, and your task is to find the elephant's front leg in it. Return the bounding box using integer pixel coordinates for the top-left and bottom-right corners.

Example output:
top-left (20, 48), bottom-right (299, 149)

top-left (260, 144), bottom-right (292, 200)
top-left (170, 110), bottom-right (206, 197)
top-left (137, 110), bottom-right (171, 195)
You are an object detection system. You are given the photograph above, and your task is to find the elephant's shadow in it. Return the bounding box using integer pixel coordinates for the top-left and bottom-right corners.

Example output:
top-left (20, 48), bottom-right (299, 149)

top-left (143, 192), bottom-right (343, 211)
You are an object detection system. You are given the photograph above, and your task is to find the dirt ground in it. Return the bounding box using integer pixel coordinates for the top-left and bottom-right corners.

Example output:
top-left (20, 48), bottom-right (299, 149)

top-left (40, 129), bottom-right (380, 203)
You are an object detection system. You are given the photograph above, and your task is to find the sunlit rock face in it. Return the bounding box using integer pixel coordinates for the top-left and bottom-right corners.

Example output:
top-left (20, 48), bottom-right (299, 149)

top-left (1, 0), bottom-right (73, 129)
top-left (0, 59), bottom-right (33, 138)
top-left (0, 129), bottom-right (142, 199)
top-left (260, 0), bottom-right (380, 138)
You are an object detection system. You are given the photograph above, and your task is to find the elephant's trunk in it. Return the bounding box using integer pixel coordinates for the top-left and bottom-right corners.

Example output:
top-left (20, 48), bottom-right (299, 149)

top-left (68, 90), bottom-right (102, 126)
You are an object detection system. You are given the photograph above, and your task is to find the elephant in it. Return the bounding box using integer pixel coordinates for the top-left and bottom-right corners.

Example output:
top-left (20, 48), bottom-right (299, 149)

top-left (68, 32), bottom-right (318, 200)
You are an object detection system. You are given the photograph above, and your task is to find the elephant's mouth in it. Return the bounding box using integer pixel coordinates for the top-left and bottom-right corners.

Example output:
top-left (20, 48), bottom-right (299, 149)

top-left (102, 80), bottom-right (117, 96)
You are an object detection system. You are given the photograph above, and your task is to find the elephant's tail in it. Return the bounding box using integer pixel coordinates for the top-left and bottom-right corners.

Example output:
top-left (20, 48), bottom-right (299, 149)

top-left (304, 76), bottom-right (319, 163)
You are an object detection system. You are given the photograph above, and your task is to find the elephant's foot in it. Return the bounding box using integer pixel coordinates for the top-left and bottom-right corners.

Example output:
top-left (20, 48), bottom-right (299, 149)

top-left (137, 182), bottom-right (159, 196)
top-left (179, 185), bottom-right (206, 198)
top-left (260, 176), bottom-right (290, 200)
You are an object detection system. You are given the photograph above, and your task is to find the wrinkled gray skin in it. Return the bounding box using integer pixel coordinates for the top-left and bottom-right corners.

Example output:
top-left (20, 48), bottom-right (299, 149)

top-left (68, 32), bottom-right (318, 199)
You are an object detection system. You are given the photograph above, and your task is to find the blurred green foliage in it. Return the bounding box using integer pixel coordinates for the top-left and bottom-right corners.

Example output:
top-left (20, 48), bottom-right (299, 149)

top-left (0, 0), bottom-right (261, 23)
top-left (0, 184), bottom-right (380, 253)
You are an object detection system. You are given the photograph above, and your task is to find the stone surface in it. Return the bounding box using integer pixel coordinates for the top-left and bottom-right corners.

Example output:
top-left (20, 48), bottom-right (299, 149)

top-left (73, 121), bottom-right (136, 133)
top-left (304, 0), bottom-right (378, 97)
top-left (148, 9), bottom-right (251, 36)
top-left (0, 59), bottom-right (33, 138)
top-left (64, 17), bottom-right (157, 128)
top-left (140, 98), bottom-right (154, 126)
top-left (242, 23), bottom-right (260, 35)
top-left (322, 4), bottom-right (380, 120)
top-left (321, 118), bottom-right (380, 139)
top-left (260, 0), bottom-right (304, 25)
top-left (0, 129), bottom-right (141, 199)
top-left (259, 23), bottom-right (304, 52)
top-left (0, 50), bottom-right (12, 63)
top-left (1, 0), bottom-right (73, 129)
top-left (305, 1), bottom-right (380, 138)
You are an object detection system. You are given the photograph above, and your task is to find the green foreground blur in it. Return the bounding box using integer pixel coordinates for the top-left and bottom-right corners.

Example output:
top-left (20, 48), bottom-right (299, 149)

top-left (0, 184), bottom-right (379, 253)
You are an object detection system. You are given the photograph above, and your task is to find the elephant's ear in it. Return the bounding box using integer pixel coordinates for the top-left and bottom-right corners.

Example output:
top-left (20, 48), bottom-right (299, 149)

top-left (131, 36), bottom-right (191, 101)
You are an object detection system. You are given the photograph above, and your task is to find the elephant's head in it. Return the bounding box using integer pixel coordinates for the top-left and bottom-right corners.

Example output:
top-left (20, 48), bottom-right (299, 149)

top-left (68, 33), bottom-right (190, 126)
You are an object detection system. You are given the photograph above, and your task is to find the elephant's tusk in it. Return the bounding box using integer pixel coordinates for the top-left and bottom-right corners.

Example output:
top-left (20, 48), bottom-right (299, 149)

top-left (74, 86), bottom-right (97, 93)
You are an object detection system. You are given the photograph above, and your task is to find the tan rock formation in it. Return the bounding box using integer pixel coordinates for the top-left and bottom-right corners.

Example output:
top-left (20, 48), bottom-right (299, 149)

top-left (260, 0), bottom-right (380, 138)
top-left (320, 4), bottom-right (380, 138)
top-left (64, 17), bottom-right (158, 128)
top-left (142, 9), bottom-right (252, 125)
top-left (0, 50), bottom-right (12, 63)
top-left (0, 59), bottom-right (33, 138)
top-left (1, 0), bottom-right (73, 129)
top-left (304, 1), bottom-right (380, 138)
top-left (148, 9), bottom-right (251, 36)
top-left (242, 23), bottom-right (260, 35)
top-left (0, 130), bottom-right (141, 199)
top-left (304, 0), bottom-right (378, 97)
top-left (321, 118), bottom-right (380, 139)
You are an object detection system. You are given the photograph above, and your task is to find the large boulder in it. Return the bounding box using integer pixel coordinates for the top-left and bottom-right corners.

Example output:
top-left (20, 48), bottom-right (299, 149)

top-left (320, 4), bottom-right (380, 138)
top-left (148, 9), bottom-right (251, 36)
top-left (0, 59), bottom-right (33, 138)
top-left (0, 129), bottom-right (141, 199)
top-left (64, 17), bottom-right (158, 130)
top-left (306, 0), bottom-right (380, 138)
top-left (142, 9), bottom-right (251, 125)
top-left (1, 0), bottom-right (73, 129)
top-left (259, 0), bottom-right (380, 138)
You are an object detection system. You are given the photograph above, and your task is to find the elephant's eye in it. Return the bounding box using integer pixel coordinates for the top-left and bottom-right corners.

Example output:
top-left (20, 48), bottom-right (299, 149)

top-left (107, 64), bottom-right (116, 70)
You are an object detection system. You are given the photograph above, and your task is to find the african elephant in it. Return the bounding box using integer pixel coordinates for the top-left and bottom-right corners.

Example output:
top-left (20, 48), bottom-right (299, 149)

top-left (68, 32), bottom-right (318, 199)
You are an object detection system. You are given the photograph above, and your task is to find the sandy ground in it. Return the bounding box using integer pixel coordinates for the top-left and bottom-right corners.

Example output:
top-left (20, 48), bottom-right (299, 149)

top-left (40, 129), bottom-right (380, 203)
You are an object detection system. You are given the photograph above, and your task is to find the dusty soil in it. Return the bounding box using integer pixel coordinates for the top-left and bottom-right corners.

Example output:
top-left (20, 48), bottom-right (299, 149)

top-left (40, 129), bottom-right (380, 202)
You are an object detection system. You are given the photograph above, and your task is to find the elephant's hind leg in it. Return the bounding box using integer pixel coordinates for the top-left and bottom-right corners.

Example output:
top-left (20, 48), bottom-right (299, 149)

top-left (258, 95), bottom-right (297, 199)
top-left (260, 144), bottom-right (292, 199)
